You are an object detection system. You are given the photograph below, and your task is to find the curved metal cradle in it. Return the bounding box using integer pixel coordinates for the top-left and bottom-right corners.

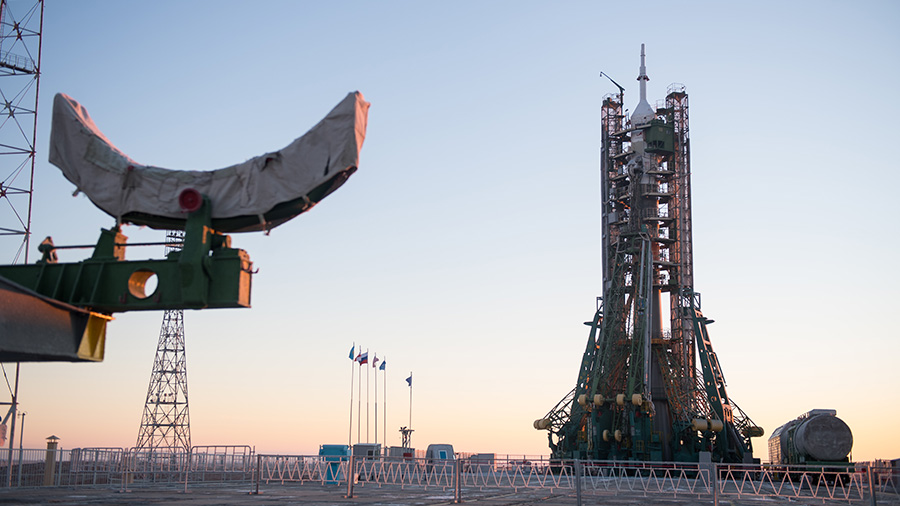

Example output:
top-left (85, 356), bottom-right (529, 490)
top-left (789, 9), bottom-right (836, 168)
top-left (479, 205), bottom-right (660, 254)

top-left (49, 91), bottom-right (370, 232)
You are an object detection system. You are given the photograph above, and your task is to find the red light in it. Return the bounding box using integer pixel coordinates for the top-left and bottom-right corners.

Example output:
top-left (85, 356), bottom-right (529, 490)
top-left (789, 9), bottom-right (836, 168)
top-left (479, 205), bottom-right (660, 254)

top-left (178, 188), bottom-right (202, 212)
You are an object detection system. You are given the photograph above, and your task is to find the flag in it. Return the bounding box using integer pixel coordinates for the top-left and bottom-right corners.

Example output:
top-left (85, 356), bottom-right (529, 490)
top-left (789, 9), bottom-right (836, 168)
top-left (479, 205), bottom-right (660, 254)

top-left (357, 351), bottom-right (368, 365)
top-left (372, 353), bottom-right (380, 368)
top-left (379, 360), bottom-right (386, 371)
top-left (405, 374), bottom-right (412, 387)
top-left (348, 344), bottom-right (355, 360)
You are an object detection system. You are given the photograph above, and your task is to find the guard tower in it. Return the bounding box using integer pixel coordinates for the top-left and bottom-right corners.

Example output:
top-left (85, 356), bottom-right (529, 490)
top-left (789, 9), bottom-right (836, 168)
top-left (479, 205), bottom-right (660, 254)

top-left (535, 45), bottom-right (762, 463)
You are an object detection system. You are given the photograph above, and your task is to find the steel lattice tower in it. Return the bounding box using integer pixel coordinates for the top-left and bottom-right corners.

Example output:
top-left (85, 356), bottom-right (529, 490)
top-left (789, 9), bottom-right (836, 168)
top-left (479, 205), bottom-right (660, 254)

top-left (0, 1), bottom-right (42, 480)
top-left (135, 230), bottom-right (191, 453)
top-left (0, 0), bottom-right (43, 264)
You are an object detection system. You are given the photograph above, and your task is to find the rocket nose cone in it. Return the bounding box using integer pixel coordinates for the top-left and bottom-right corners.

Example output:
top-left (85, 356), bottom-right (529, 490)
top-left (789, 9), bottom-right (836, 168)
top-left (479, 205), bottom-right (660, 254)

top-left (631, 100), bottom-right (655, 126)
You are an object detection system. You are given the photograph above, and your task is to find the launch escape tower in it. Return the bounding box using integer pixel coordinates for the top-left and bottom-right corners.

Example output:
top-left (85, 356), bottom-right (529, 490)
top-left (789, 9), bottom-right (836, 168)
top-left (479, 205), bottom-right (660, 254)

top-left (535, 45), bottom-right (763, 463)
top-left (135, 230), bottom-right (192, 453)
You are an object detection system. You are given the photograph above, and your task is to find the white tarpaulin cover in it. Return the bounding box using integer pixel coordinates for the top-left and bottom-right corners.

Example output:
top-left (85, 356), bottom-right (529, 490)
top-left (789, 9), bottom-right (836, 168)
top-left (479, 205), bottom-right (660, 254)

top-left (49, 91), bottom-right (369, 232)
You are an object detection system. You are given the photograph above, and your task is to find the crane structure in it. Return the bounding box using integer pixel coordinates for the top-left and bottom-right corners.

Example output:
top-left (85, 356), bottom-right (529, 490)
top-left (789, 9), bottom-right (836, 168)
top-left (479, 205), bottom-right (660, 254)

top-left (534, 45), bottom-right (763, 463)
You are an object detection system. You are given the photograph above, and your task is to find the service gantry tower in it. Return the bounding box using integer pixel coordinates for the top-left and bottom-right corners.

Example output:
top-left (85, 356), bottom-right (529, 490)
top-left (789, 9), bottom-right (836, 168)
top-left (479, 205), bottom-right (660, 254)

top-left (0, 0), bottom-right (43, 263)
top-left (0, 0), bottom-right (42, 482)
top-left (535, 45), bottom-right (762, 463)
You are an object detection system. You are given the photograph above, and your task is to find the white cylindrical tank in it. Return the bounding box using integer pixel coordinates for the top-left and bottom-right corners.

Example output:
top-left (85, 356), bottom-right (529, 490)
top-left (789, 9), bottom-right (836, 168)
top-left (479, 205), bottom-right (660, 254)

top-left (792, 413), bottom-right (853, 462)
top-left (768, 409), bottom-right (853, 464)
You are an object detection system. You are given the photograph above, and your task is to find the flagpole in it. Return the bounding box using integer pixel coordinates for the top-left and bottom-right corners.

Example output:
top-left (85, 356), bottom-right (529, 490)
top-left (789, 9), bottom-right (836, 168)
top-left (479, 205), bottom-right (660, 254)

top-left (409, 371), bottom-right (413, 431)
top-left (348, 347), bottom-right (355, 447)
top-left (374, 355), bottom-right (378, 447)
top-left (383, 357), bottom-right (387, 447)
top-left (366, 348), bottom-right (370, 444)
top-left (357, 351), bottom-right (362, 445)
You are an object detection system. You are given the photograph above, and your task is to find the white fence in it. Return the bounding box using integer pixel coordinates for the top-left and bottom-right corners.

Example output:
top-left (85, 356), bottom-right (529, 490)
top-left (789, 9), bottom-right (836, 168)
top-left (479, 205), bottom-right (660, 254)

top-left (0, 445), bottom-right (254, 490)
top-left (254, 454), bottom-right (899, 504)
top-left (0, 448), bottom-right (897, 505)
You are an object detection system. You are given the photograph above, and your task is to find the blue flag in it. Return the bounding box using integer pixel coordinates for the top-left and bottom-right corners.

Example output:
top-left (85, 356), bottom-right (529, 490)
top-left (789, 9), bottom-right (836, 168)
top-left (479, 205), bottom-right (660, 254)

top-left (348, 344), bottom-right (355, 360)
top-left (405, 374), bottom-right (412, 387)
top-left (379, 360), bottom-right (386, 371)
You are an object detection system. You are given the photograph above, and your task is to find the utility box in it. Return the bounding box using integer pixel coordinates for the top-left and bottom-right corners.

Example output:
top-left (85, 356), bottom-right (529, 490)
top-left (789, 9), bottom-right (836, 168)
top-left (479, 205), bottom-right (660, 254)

top-left (318, 444), bottom-right (350, 485)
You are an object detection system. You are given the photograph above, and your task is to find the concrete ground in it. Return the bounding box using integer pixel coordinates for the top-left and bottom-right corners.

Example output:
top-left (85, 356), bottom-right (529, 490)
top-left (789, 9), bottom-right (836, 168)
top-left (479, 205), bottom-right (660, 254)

top-left (0, 483), bottom-right (897, 505)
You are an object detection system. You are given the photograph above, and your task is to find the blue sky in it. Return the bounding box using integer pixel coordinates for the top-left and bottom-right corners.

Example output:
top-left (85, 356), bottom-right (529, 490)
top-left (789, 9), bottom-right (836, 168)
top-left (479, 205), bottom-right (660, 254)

top-left (2, 1), bottom-right (898, 460)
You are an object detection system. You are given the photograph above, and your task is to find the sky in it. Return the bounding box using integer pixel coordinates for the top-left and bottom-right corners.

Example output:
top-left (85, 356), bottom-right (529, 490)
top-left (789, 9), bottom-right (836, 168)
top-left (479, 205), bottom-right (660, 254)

top-left (0, 0), bottom-right (898, 462)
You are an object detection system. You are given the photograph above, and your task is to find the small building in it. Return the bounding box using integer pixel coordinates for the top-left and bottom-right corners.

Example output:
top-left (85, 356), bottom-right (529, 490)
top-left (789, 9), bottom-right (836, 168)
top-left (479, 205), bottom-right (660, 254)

top-left (352, 443), bottom-right (381, 459)
top-left (468, 453), bottom-right (495, 474)
top-left (386, 446), bottom-right (416, 459)
top-left (425, 444), bottom-right (455, 476)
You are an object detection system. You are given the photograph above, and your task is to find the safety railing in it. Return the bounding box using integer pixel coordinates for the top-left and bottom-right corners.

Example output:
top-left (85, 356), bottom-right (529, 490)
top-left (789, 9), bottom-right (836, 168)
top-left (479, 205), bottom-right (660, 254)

top-left (2, 448), bottom-right (897, 505)
top-left (124, 447), bottom-right (189, 487)
top-left (253, 455), bottom-right (899, 504)
top-left (257, 454), bottom-right (340, 485)
top-left (254, 456), bottom-right (715, 501)
top-left (868, 460), bottom-right (900, 496)
top-left (0, 447), bottom-right (67, 487)
top-left (185, 445), bottom-right (253, 484)
top-left (573, 460), bottom-right (712, 498)
top-left (0, 50), bottom-right (36, 73)
top-left (68, 447), bottom-right (125, 486)
top-left (0, 445), bottom-right (254, 491)
top-left (716, 462), bottom-right (864, 502)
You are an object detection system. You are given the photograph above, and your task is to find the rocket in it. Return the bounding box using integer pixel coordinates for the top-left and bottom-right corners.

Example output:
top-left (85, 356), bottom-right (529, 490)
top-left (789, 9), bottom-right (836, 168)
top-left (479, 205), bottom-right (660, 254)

top-left (631, 43), bottom-right (655, 126)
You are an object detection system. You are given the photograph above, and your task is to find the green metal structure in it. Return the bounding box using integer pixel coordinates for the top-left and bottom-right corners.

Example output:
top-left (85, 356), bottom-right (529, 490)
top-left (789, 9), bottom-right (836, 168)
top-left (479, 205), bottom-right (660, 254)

top-left (0, 196), bottom-right (251, 312)
top-left (537, 289), bottom-right (763, 463)
top-left (0, 194), bottom-right (252, 362)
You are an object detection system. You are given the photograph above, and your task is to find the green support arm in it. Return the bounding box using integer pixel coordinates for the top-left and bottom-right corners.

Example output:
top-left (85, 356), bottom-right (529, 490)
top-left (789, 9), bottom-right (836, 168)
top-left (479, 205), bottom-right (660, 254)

top-left (0, 195), bottom-right (253, 362)
top-left (0, 196), bottom-right (252, 313)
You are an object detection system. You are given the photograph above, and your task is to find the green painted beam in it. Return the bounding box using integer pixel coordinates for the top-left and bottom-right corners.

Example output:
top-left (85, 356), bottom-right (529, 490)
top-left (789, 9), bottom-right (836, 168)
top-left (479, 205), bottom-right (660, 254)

top-left (0, 197), bottom-right (252, 313)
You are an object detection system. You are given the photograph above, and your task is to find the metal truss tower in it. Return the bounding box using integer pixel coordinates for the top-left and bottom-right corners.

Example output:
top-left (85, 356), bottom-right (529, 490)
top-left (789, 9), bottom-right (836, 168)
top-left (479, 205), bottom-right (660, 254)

top-left (135, 230), bottom-right (191, 453)
top-left (535, 45), bottom-right (761, 464)
top-left (0, 0), bottom-right (42, 263)
top-left (0, 0), bottom-right (42, 480)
